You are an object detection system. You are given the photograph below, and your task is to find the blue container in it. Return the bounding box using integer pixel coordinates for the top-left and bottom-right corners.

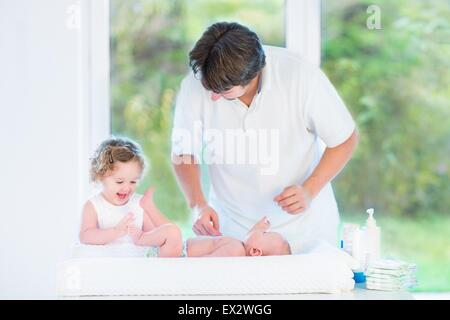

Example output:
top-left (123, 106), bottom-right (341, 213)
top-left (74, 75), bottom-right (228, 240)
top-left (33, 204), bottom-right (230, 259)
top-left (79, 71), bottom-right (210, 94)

top-left (353, 271), bottom-right (366, 283)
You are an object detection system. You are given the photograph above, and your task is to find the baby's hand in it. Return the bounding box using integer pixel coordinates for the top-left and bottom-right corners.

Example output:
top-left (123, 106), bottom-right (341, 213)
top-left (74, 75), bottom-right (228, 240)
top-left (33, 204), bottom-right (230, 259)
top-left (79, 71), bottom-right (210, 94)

top-left (114, 213), bottom-right (135, 238)
top-left (128, 225), bottom-right (143, 245)
top-left (249, 216), bottom-right (271, 233)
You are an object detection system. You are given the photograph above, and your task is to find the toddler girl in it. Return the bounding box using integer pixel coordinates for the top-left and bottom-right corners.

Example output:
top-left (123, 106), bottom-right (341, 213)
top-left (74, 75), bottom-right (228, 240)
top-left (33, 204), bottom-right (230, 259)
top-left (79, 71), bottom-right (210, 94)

top-left (79, 137), bottom-right (183, 257)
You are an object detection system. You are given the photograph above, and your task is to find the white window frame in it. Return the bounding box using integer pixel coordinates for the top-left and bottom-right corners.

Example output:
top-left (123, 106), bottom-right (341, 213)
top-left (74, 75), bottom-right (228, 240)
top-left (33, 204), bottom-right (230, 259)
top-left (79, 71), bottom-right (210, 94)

top-left (80, 0), bottom-right (321, 197)
top-left (78, 0), bottom-right (110, 200)
top-left (285, 0), bottom-right (321, 66)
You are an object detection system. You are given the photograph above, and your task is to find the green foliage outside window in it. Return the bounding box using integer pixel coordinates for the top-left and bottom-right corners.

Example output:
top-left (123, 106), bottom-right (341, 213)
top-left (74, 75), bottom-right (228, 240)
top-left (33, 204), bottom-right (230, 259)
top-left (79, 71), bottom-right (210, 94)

top-left (111, 0), bottom-right (450, 291)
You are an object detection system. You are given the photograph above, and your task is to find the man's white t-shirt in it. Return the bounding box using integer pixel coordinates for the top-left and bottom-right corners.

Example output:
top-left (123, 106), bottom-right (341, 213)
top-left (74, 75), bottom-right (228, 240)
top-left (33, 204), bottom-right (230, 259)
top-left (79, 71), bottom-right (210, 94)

top-left (172, 46), bottom-right (355, 253)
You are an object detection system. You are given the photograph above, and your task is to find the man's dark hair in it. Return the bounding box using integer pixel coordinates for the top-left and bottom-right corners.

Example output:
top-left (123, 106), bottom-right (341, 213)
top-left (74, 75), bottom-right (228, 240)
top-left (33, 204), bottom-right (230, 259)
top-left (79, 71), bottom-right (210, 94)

top-left (189, 22), bottom-right (266, 93)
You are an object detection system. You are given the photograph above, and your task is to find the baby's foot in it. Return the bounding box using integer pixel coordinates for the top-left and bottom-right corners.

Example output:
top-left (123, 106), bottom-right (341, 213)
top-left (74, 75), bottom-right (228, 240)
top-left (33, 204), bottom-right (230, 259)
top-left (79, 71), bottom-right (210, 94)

top-left (128, 226), bottom-right (143, 245)
top-left (140, 187), bottom-right (156, 212)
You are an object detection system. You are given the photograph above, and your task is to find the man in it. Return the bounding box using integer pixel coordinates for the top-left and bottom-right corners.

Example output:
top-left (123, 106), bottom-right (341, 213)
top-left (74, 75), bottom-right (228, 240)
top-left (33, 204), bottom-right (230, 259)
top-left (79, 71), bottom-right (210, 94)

top-left (171, 22), bottom-right (358, 253)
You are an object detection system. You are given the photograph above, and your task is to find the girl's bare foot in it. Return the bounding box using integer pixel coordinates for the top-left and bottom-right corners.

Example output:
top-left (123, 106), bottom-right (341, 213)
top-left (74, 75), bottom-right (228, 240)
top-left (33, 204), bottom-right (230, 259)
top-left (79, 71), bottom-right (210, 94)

top-left (140, 187), bottom-right (156, 212)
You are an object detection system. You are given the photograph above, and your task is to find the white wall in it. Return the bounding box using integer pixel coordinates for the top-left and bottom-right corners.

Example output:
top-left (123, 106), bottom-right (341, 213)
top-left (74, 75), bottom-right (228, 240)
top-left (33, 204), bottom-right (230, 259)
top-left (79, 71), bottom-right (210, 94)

top-left (0, 0), bottom-right (90, 298)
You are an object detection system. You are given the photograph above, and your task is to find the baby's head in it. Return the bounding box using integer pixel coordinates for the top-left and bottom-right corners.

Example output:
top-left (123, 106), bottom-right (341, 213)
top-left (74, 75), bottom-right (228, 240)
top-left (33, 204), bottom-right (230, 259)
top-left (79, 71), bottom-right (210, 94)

top-left (243, 217), bottom-right (291, 256)
top-left (90, 137), bottom-right (146, 205)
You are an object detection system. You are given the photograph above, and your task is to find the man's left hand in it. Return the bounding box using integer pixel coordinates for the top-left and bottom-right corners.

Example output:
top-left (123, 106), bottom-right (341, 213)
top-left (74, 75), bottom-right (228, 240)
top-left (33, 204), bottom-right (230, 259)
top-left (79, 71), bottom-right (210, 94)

top-left (274, 185), bottom-right (312, 214)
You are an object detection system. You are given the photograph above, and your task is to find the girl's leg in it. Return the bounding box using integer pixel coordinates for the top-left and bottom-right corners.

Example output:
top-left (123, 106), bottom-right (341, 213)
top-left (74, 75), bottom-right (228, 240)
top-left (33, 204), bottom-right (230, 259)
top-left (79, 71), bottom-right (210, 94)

top-left (139, 188), bottom-right (171, 226)
top-left (138, 223), bottom-right (183, 257)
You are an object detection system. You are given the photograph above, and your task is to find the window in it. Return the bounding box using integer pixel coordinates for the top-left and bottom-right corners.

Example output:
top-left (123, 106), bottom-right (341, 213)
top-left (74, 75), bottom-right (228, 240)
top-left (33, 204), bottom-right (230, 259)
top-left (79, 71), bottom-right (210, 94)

top-left (108, 0), bottom-right (449, 293)
top-left (322, 0), bottom-right (450, 292)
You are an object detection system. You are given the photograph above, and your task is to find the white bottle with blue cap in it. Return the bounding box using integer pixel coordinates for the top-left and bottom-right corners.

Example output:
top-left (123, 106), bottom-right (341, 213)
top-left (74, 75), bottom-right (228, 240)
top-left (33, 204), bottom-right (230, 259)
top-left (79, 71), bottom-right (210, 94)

top-left (362, 208), bottom-right (381, 266)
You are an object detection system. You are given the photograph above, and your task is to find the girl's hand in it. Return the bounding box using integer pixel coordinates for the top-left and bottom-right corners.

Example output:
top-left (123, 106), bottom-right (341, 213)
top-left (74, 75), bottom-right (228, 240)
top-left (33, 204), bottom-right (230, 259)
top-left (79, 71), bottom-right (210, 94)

top-left (114, 213), bottom-right (135, 238)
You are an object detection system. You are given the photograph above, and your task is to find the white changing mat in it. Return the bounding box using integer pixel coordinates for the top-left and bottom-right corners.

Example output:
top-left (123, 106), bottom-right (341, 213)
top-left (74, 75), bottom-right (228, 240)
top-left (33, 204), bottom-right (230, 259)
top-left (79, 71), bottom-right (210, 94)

top-left (57, 242), bottom-right (357, 296)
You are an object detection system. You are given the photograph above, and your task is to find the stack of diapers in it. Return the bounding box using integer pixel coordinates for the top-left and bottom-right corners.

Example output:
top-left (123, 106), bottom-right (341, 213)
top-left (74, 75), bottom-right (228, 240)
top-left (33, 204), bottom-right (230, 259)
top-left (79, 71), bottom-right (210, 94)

top-left (57, 241), bottom-right (358, 297)
top-left (365, 259), bottom-right (417, 291)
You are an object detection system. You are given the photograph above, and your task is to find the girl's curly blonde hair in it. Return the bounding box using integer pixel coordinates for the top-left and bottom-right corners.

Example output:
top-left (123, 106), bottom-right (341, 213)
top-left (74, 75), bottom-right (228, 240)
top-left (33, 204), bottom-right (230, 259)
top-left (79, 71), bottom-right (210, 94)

top-left (89, 137), bottom-right (146, 182)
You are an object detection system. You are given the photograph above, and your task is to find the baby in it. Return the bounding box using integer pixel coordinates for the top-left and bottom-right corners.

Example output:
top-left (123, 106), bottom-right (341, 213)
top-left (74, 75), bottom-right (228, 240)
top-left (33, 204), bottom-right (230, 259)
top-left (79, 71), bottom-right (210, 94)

top-left (137, 192), bottom-right (291, 258)
top-left (79, 137), bottom-right (183, 257)
top-left (185, 216), bottom-right (292, 257)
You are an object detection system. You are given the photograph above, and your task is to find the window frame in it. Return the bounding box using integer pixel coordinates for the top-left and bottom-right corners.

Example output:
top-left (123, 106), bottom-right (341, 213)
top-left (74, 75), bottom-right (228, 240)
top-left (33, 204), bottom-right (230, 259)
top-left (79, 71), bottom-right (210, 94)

top-left (78, 0), bottom-right (110, 199)
top-left (285, 0), bottom-right (321, 67)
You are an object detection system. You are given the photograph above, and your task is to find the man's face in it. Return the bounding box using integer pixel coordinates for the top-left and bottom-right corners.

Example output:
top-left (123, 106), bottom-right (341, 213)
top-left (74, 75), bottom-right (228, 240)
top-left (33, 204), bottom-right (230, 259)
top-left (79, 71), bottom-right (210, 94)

top-left (210, 85), bottom-right (248, 101)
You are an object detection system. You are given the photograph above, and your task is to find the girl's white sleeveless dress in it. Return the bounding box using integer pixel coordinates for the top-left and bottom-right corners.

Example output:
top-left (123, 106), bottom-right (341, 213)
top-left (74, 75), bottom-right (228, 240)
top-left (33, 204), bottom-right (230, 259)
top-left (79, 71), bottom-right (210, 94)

top-left (89, 193), bottom-right (144, 244)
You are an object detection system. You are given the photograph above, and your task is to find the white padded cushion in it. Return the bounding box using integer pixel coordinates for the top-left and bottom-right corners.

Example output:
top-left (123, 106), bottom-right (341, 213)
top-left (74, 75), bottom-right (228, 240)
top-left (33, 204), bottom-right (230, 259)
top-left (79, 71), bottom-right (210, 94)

top-left (57, 242), bottom-right (357, 296)
top-left (71, 243), bottom-right (148, 258)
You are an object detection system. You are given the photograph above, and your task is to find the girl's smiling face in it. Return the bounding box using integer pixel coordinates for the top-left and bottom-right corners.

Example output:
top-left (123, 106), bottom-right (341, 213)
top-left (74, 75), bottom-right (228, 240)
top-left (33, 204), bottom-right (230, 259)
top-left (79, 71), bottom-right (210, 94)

top-left (100, 160), bottom-right (142, 206)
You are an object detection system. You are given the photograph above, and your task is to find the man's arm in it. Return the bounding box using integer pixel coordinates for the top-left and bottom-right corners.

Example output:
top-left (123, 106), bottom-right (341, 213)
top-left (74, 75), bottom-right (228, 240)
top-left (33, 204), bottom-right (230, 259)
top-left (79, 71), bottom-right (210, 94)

top-left (172, 154), bottom-right (221, 236)
top-left (172, 154), bottom-right (207, 209)
top-left (275, 129), bottom-right (359, 214)
top-left (303, 128), bottom-right (359, 198)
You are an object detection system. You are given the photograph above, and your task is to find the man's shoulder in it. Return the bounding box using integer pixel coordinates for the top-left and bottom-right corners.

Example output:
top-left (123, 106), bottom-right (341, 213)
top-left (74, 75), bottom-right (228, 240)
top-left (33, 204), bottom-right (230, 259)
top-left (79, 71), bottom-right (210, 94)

top-left (264, 45), bottom-right (299, 58)
top-left (177, 71), bottom-right (208, 101)
top-left (263, 45), bottom-right (319, 77)
top-left (264, 46), bottom-right (311, 65)
top-left (181, 70), bottom-right (204, 91)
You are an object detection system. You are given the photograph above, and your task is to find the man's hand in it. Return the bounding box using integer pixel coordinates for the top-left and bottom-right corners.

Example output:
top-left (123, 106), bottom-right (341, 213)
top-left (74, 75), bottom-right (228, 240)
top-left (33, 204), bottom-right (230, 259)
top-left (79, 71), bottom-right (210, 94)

top-left (192, 205), bottom-right (222, 236)
top-left (274, 185), bottom-right (312, 214)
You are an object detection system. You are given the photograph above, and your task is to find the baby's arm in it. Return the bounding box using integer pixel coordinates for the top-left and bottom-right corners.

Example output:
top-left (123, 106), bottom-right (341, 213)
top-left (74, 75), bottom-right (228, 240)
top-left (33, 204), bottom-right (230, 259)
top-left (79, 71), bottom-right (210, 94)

top-left (79, 201), bottom-right (133, 245)
top-left (248, 216), bottom-right (270, 233)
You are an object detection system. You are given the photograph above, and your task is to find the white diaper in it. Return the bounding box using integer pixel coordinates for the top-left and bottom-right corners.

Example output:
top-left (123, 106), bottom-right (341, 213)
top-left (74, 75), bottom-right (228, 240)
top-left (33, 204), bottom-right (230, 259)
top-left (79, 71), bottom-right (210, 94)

top-left (145, 241), bottom-right (188, 258)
